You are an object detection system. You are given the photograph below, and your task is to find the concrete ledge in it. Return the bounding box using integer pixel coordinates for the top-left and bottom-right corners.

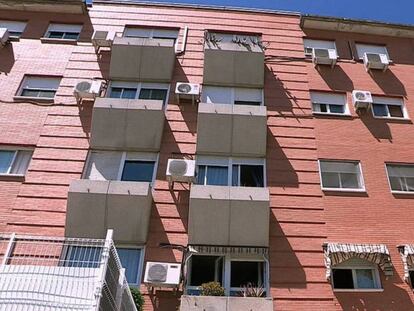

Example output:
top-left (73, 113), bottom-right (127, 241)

top-left (180, 295), bottom-right (274, 311)
top-left (0, 0), bottom-right (86, 14)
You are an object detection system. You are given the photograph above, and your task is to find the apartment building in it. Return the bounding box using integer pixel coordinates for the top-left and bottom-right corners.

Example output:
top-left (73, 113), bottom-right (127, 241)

top-left (0, 0), bottom-right (413, 310)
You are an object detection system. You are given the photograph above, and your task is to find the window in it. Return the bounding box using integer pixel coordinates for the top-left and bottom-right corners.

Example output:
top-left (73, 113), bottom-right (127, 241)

top-left (186, 254), bottom-right (268, 296)
top-left (108, 81), bottom-right (169, 107)
top-left (303, 39), bottom-right (336, 55)
top-left (409, 270), bottom-right (414, 288)
top-left (0, 20), bottom-right (26, 38)
top-left (371, 96), bottom-right (406, 119)
top-left (0, 149), bottom-right (32, 176)
top-left (45, 23), bottom-right (82, 40)
top-left (62, 246), bottom-right (102, 268)
top-left (202, 86), bottom-right (263, 106)
top-left (355, 43), bottom-right (389, 60)
top-left (311, 92), bottom-right (348, 115)
top-left (17, 76), bottom-right (61, 99)
top-left (319, 160), bottom-right (364, 191)
top-left (196, 157), bottom-right (265, 187)
top-left (117, 248), bottom-right (144, 285)
top-left (386, 164), bottom-right (414, 193)
top-left (121, 160), bottom-right (155, 182)
top-left (332, 259), bottom-right (381, 291)
top-left (124, 27), bottom-right (178, 43)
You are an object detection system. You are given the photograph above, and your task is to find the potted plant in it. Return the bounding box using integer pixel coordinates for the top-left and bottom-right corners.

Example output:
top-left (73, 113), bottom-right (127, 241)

top-left (130, 287), bottom-right (144, 311)
top-left (238, 283), bottom-right (265, 298)
top-left (200, 281), bottom-right (225, 296)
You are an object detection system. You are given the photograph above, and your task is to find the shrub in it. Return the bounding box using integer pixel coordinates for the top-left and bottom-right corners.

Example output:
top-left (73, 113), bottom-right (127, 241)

top-left (130, 287), bottom-right (144, 311)
top-left (200, 281), bottom-right (225, 296)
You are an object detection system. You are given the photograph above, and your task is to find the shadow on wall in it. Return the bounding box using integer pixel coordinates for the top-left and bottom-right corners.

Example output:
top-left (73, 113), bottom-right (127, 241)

top-left (369, 69), bottom-right (407, 96)
top-left (0, 43), bottom-right (15, 74)
top-left (316, 65), bottom-right (354, 92)
top-left (96, 50), bottom-right (111, 81)
top-left (77, 100), bottom-right (93, 138)
top-left (359, 110), bottom-right (393, 142)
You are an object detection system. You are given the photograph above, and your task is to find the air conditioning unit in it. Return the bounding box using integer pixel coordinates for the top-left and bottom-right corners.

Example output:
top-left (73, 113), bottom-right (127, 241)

top-left (91, 30), bottom-right (114, 51)
top-left (166, 159), bottom-right (196, 184)
top-left (352, 90), bottom-right (373, 110)
top-left (312, 48), bottom-right (337, 67)
top-left (144, 262), bottom-right (181, 288)
top-left (73, 80), bottom-right (103, 101)
top-left (175, 82), bottom-right (200, 104)
top-left (0, 28), bottom-right (9, 46)
top-left (363, 53), bottom-right (389, 71)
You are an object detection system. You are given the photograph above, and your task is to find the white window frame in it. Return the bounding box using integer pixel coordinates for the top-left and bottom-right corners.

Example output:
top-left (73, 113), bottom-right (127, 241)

top-left (371, 96), bottom-right (408, 120)
top-left (331, 265), bottom-right (382, 292)
top-left (17, 75), bottom-right (61, 100)
top-left (303, 38), bottom-right (337, 56)
top-left (385, 163), bottom-right (414, 194)
top-left (196, 156), bottom-right (266, 187)
top-left (108, 81), bottom-right (170, 109)
top-left (117, 152), bottom-right (159, 185)
top-left (318, 160), bottom-right (366, 192)
top-left (311, 91), bottom-right (350, 116)
top-left (355, 43), bottom-right (389, 60)
top-left (116, 245), bottom-right (145, 287)
top-left (201, 86), bottom-right (264, 106)
top-left (0, 20), bottom-right (26, 38)
top-left (0, 147), bottom-right (32, 176)
top-left (44, 23), bottom-right (82, 40)
top-left (185, 252), bottom-right (270, 297)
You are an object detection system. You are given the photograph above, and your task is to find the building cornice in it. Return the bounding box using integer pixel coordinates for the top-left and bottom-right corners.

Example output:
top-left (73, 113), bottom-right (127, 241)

top-left (0, 0), bottom-right (87, 14)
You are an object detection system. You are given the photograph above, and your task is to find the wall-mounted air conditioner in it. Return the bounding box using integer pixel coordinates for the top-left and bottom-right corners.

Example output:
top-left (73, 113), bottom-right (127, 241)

top-left (352, 90), bottom-right (373, 110)
top-left (73, 80), bottom-right (103, 102)
top-left (363, 53), bottom-right (389, 71)
top-left (166, 159), bottom-right (196, 185)
top-left (312, 48), bottom-right (337, 67)
top-left (91, 30), bottom-right (115, 51)
top-left (144, 262), bottom-right (181, 288)
top-left (175, 82), bottom-right (200, 104)
top-left (0, 28), bottom-right (9, 46)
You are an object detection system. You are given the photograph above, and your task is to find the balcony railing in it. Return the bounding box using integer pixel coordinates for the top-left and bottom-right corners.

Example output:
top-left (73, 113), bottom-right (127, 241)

top-left (0, 230), bottom-right (137, 311)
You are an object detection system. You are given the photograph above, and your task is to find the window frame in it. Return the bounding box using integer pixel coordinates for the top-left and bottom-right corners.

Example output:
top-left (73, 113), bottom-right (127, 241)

top-left (0, 147), bottom-right (33, 177)
top-left (185, 252), bottom-right (270, 297)
top-left (385, 163), bottom-right (414, 194)
top-left (16, 75), bottom-right (61, 101)
top-left (355, 43), bottom-right (390, 60)
top-left (331, 265), bottom-right (382, 292)
top-left (310, 91), bottom-right (350, 116)
top-left (0, 20), bottom-right (27, 38)
top-left (116, 245), bottom-right (145, 287)
top-left (303, 38), bottom-right (337, 56)
top-left (318, 159), bottom-right (366, 192)
top-left (195, 156), bottom-right (266, 187)
top-left (108, 81), bottom-right (170, 109)
top-left (370, 96), bottom-right (408, 120)
top-left (116, 152), bottom-right (159, 185)
top-left (201, 86), bottom-right (264, 106)
top-left (44, 23), bottom-right (82, 41)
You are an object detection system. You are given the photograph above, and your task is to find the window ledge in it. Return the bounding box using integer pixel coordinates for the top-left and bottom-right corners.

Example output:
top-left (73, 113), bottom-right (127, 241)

top-left (372, 116), bottom-right (411, 122)
top-left (0, 174), bottom-right (25, 182)
top-left (40, 37), bottom-right (78, 45)
top-left (392, 191), bottom-right (414, 196)
top-left (9, 36), bottom-right (20, 42)
top-left (322, 188), bottom-right (366, 193)
top-left (333, 289), bottom-right (384, 293)
top-left (313, 112), bottom-right (352, 118)
top-left (13, 96), bottom-right (55, 103)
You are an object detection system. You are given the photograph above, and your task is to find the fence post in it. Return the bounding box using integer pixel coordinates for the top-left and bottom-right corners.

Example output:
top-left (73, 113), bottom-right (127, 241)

top-left (2, 233), bottom-right (16, 266)
top-left (95, 229), bottom-right (113, 310)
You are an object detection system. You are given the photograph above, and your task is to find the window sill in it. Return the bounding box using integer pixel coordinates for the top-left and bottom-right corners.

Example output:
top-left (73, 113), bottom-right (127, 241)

top-left (0, 174), bottom-right (25, 182)
top-left (40, 37), bottom-right (78, 45)
top-left (322, 188), bottom-right (366, 193)
top-left (9, 36), bottom-right (20, 42)
top-left (13, 96), bottom-right (55, 103)
top-left (313, 112), bottom-right (352, 118)
top-left (372, 116), bottom-right (411, 122)
top-left (333, 288), bottom-right (384, 293)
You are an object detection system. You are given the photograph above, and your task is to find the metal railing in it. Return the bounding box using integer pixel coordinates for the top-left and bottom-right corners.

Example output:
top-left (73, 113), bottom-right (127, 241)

top-left (0, 230), bottom-right (137, 311)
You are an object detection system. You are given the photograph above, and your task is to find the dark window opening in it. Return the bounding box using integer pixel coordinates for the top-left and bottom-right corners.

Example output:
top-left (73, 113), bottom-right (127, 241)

top-left (234, 100), bottom-right (261, 106)
top-left (332, 269), bottom-right (354, 289)
top-left (232, 165), bottom-right (264, 187)
top-left (139, 88), bottom-right (168, 106)
top-left (121, 160), bottom-right (155, 182)
top-left (189, 255), bottom-right (223, 286)
top-left (230, 261), bottom-right (264, 288)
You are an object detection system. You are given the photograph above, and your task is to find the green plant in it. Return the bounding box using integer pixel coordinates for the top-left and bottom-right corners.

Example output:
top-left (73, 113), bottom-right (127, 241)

top-left (238, 283), bottom-right (265, 298)
top-left (200, 281), bottom-right (225, 296)
top-left (130, 287), bottom-right (144, 311)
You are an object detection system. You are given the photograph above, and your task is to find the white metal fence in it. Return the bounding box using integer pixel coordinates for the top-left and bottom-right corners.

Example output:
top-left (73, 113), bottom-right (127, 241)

top-left (0, 230), bottom-right (137, 311)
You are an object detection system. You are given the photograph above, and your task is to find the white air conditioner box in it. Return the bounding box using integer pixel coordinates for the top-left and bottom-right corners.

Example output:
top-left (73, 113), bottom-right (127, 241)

top-left (175, 82), bottom-right (201, 104)
top-left (363, 53), bottom-right (389, 71)
top-left (73, 80), bottom-right (103, 101)
top-left (352, 90), bottom-right (373, 110)
top-left (144, 262), bottom-right (181, 288)
top-left (92, 30), bottom-right (114, 49)
top-left (312, 48), bottom-right (337, 67)
top-left (166, 159), bottom-right (196, 183)
top-left (0, 28), bottom-right (9, 46)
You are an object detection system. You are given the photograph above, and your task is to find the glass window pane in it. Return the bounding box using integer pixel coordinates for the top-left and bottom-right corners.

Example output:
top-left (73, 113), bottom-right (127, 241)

top-left (389, 176), bottom-right (404, 191)
top-left (197, 165), bottom-right (206, 185)
top-left (409, 271), bottom-right (414, 289)
top-left (206, 166), bottom-right (228, 186)
top-left (239, 165), bottom-right (264, 187)
top-left (121, 161), bottom-right (155, 182)
top-left (122, 88), bottom-right (137, 99)
top-left (234, 101), bottom-right (261, 106)
top-left (109, 87), bottom-right (122, 98)
top-left (63, 32), bottom-right (79, 40)
top-left (63, 246), bottom-right (102, 268)
top-left (117, 248), bottom-right (142, 284)
top-left (329, 104), bottom-right (344, 114)
top-left (48, 31), bottom-right (64, 39)
top-left (405, 177), bottom-right (414, 192)
top-left (355, 269), bottom-right (376, 289)
top-left (320, 104), bottom-right (328, 113)
top-left (231, 261), bottom-right (263, 288)
top-left (38, 90), bottom-right (56, 98)
top-left (232, 165), bottom-right (239, 186)
top-left (340, 172), bottom-right (360, 189)
top-left (139, 88), bottom-right (168, 106)
top-left (189, 255), bottom-right (223, 286)
top-left (321, 172), bottom-right (340, 188)
top-left (21, 89), bottom-right (40, 97)
top-left (388, 105), bottom-right (404, 118)
top-left (332, 269), bottom-right (354, 289)
top-left (0, 150), bottom-right (15, 174)
top-left (372, 104), bottom-right (388, 117)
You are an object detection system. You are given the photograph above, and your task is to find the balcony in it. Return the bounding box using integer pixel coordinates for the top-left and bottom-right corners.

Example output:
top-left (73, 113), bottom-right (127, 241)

top-left (203, 38), bottom-right (265, 88)
top-left (66, 179), bottom-right (152, 244)
top-left (180, 296), bottom-right (273, 311)
top-left (0, 0), bottom-right (86, 14)
top-left (0, 230), bottom-right (137, 311)
top-left (109, 36), bottom-right (176, 82)
top-left (90, 98), bottom-right (165, 151)
top-left (196, 103), bottom-right (267, 157)
top-left (188, 185), bottom-right (270, 247)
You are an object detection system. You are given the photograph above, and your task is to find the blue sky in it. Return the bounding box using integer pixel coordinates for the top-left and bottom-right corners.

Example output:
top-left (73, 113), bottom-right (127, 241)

top-left (138, 0), bottom-right (414, 25)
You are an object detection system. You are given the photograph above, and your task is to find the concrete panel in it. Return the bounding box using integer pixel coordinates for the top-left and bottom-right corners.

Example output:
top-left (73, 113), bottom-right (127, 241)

top-left (65, 180), bottom-right (152, 243)
top-left (84, 150), bottom-right (123, 180)
top-left (203, 42), bottom-right (264, 88)
top-left (188, 185), bottom-right (270, 246)
top-left (90, 98), bottom-right (165, 151)
top-left (228, 297), bottom-right (274, 311)
top-left (179, 296), bottom-right (273, 311)
top-left (109, 37), bottom-right (175, 82)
